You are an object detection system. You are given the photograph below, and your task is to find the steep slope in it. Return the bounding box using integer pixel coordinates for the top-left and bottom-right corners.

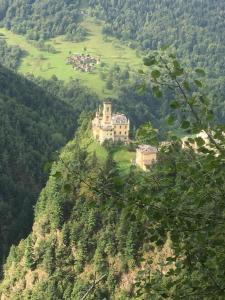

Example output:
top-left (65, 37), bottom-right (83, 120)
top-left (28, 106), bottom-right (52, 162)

top-left (0, 65), bottom-right (79, 269)
top-left (0, 120), bottom-right (172, 299)
top-left (1, 115), bottom-right (224, 300)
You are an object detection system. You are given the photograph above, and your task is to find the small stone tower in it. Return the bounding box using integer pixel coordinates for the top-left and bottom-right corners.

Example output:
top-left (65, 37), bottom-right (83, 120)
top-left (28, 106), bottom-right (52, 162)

top-left (102, 102), bottom-right (112, 124)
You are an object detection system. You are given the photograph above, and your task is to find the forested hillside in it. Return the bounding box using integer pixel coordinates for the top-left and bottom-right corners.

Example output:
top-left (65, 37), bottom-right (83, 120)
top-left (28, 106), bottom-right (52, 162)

top-left (0, 0), bottom-right (84, 40)
top-left (0, 65), bottom-right (91, 271)
top-left (0, 100), bottom-right (224, 299)
top-left (90, 0), bottom-right (225, 75)
top-left (90, 0), bottom-right (225, 120)
top-left (0, 119), bottom-right (171, 299)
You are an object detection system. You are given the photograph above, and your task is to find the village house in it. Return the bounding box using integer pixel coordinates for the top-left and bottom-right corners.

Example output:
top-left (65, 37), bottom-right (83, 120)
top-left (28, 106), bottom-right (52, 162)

top-left (136, 144), bottom-right (157, 171)
top-left (92, 101), bottom-right (130, 144)
top-left (67, 53), bottom-right (100, 73)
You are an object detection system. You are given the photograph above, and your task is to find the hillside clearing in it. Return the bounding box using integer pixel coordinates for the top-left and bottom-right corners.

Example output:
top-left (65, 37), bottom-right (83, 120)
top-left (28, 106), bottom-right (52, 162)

top-left (0, 19), bottom-right (142, 97)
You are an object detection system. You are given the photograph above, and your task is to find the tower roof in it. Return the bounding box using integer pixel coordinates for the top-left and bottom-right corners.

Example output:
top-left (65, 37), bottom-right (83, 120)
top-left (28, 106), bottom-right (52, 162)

top-left (112, 113), bottom-right (128, 124)
top-left (137, 145), bottom-right (157, 153)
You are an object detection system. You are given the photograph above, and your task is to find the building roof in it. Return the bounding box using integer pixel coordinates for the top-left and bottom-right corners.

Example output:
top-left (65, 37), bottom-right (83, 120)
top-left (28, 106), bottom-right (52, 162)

top-left (137, 145), bottom-right (157, 153)
top-left (112, 113), bottom-right (129, 124)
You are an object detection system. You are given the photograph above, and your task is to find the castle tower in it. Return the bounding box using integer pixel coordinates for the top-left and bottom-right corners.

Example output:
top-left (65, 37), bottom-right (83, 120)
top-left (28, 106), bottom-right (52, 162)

top-left (102, 101), bottom-right (112, 124)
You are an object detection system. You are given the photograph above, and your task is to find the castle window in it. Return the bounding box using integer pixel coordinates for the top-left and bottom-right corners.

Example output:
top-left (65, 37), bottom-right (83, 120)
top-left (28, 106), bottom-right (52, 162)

top-left (119, 131), bottom-right (121, 135)
top-left (125, 131), bottom-right (127, 135)
top-left (107, 107), bottom-right (109, 112)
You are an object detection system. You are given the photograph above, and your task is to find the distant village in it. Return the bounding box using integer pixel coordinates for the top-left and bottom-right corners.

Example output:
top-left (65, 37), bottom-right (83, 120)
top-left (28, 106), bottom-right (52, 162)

top-left (67, 53), bottom-right (100, 72)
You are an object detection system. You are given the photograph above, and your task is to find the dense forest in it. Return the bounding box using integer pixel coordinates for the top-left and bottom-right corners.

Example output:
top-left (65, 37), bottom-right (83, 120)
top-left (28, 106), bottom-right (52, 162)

top-left (0, 0), bottom-right (85, 41)
top-left (90, 0), bottom-right (225, 75)
top-left (0, 36), bottom-right (25, 69)
top-left (0, 65), bottom-right (99, 271)
top-left (90, 0), bottom-right (225, 121)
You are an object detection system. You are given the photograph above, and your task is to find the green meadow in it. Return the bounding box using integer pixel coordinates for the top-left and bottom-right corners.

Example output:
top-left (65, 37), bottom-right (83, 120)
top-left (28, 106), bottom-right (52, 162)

top-left (0, 19), bottom-right (142, 97)
top-left (81, 131), bottom-right (135, 175)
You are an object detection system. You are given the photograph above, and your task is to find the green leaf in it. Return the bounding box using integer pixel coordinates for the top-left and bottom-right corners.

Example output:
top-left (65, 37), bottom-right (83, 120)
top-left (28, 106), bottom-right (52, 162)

top-left (138, 69), bottom-right (145, 74)
top-left (195, 68), bottom-right (205, 76)
top-left (64, 184), bottom-right (72, 193)
top-left (52, 171), bottom-right (61, 178)
top-left (166, 257), bottom-right (176, 263)
top-left (173, 60), bottom-right (180, 69)
top-left (170, 101), bottom-right (180, 109)
top-left (183, 81), bottom-right (191, 91)
top-left (195, 137), bottom-right (205, 147)
top-left (174, 68), bottom-right (184, 76)
top-left (181, 120), bottom-right (190, 129)
top-left (167, 115), bottom-right (175, 125)
top-left (136, 82), bottom-right (146, 94)
top-left (152, 86), bottom-right (162, 98)
top-left (187, 137), bottom-right (195, 144)
top-left (143, 56), bottom-right (157, 66)
top-left (151, 69), bottom-right (161, 80)
top-left (194, 79), bottom-right (203, 87)
top-left (187, 97), bottom-right (195, 106)
top-left (169, 53), bottom-right (176, 59)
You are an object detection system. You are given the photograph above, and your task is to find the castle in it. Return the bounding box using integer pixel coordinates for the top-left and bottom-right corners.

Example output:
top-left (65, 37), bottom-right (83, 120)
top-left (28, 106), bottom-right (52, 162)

top-left (92, 101), bottom-right (130, 144)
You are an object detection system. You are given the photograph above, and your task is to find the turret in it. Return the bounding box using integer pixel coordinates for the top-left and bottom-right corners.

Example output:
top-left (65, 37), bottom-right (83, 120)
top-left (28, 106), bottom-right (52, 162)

top-left (102, 101), bottom-right (112, 124)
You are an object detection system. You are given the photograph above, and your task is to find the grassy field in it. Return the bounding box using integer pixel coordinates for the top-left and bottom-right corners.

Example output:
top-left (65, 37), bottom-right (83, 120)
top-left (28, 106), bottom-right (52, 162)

top-left (113, 147), bottom-right (136, 175)
top-left (82, 132), bottom-right (135, 174)
top-left (0, 18), bottom-right (142, 97)
top-left (87, 139), bottom-right (108, 163)
top-left (86, 140), bottom-right (135, 175)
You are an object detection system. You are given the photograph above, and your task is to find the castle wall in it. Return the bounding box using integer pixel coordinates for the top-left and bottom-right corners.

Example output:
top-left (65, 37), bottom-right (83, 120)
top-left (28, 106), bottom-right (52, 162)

top-left (113, 124), bottom-right (129, 141)
top-left (136, 151), bottom-right (157, 170)
top-left (99, 128), bottom-right (114, 144)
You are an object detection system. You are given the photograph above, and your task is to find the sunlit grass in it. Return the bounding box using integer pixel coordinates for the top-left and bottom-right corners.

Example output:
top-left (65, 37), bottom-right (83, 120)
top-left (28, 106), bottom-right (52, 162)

top-left (0, 18), bottom-right (142, 97)
top-left (113, 147), bottom-right (136, 175)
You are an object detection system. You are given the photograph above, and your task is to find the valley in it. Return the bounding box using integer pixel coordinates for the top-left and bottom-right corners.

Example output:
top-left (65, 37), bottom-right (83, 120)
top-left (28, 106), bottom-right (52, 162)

top-left (0, 18), bottom-right (142, 97)
top-left (0, 1), bottom-right (224, 299)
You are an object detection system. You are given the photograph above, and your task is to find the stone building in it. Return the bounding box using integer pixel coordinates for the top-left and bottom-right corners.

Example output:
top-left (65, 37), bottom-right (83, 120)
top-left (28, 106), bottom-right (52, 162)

top-left (92, 101), bottom-right (130, 144)
top-left (136, 145), bottom-right (157, 171)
